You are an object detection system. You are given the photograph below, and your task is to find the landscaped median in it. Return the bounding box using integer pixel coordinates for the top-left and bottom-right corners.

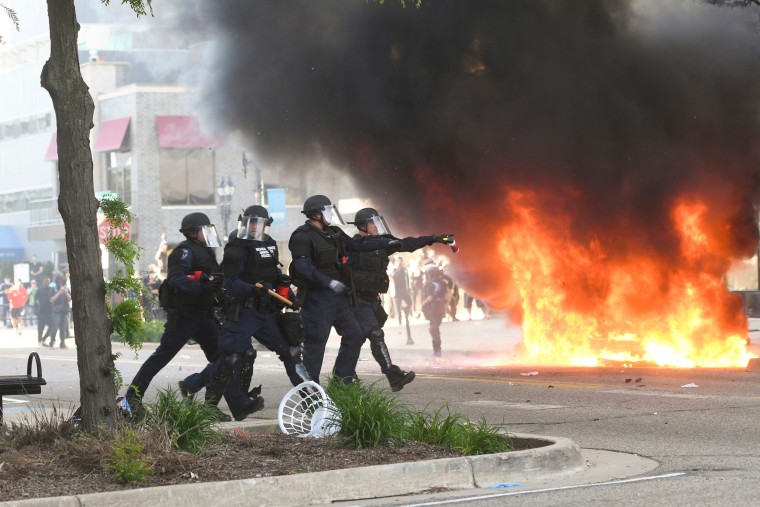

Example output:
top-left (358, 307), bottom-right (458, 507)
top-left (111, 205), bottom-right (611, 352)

top-left (1, 428), bottom-right (585, 507)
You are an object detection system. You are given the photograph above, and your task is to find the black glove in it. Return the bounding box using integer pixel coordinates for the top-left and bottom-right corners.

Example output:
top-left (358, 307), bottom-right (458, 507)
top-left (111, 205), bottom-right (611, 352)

top-left (432, 234), bottom-right (455, 245)
top-left (289, 300), bottom-right (301, 311)
top-left (277, 274), bottom-right (293, 286)
top-left (252, 283), bottom-right (270, 298)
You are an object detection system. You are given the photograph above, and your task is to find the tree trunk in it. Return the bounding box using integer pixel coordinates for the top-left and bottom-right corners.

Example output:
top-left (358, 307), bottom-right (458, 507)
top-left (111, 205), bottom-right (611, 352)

top-left (41, 0), bottom-right (116, 431)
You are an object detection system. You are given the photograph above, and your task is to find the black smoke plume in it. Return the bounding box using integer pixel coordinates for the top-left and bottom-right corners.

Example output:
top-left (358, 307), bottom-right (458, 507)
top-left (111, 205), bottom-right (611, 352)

top-left (195, 0), bottom-right (760, 312)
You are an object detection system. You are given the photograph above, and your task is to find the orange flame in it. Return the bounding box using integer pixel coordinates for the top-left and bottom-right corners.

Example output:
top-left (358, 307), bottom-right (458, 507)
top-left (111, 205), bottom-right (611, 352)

top-left (497, 190), bottom-right (754, 367)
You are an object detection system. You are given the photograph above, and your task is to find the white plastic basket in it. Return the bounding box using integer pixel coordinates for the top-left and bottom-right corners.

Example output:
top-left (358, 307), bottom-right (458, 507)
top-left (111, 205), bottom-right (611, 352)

top-left (278, 381), bottom-right (340, 438)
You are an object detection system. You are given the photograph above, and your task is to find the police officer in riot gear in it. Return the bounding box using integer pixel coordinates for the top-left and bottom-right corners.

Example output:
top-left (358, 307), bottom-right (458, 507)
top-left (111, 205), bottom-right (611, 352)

top-left (201, 205), bottom-right (310, 421)
top-left (349, 207), bottom-right (455, 391)
top-left (124, 212), bottom-right (230, 420)
top-left (288, 195), bottom-right (398, 383)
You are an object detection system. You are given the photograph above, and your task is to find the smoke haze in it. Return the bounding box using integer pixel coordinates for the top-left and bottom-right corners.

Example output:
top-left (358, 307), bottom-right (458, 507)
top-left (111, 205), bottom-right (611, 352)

top-left (192, 0), bottom-right (760, 311)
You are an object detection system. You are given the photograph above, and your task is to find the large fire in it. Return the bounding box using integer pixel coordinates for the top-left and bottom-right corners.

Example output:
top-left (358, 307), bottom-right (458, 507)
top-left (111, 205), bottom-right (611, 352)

top-left (497, 190), bottom-right (755, 368)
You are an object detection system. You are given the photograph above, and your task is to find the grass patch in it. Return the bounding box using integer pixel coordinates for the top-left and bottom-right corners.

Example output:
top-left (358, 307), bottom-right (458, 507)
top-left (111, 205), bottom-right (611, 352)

top-left (326, 378), bottom-right (512, 455)
top-left (326, 378), bottom-right (407, 448)
top-left (1, 403), bottom-right (79, 446)
top-left (142, 386), bottom-right (221, 453)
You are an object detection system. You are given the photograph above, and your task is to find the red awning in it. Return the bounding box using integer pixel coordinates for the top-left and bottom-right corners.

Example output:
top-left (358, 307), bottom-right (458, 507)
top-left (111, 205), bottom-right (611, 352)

top-left (156, 116), bottom-right (220, 148)
top-left (93, 117), bottom-right (131, 152)
top-left (43, 133), bottom-right (58, 161)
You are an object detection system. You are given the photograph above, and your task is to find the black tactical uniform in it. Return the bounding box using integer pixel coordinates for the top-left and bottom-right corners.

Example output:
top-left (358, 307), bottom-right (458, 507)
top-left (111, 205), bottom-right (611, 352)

top-left (348, 207), bottom-right (453, 391)
top-left (125, 213), bottom-right (228, 419)
top-left (288, 195), bottom-right (394, 382)
top-left (201, 206), bottom-right (309, 421)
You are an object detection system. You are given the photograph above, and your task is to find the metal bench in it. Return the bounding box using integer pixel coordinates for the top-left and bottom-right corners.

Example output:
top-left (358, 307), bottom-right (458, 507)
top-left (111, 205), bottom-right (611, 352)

top-left (0, 352), bottom-right (47, 424)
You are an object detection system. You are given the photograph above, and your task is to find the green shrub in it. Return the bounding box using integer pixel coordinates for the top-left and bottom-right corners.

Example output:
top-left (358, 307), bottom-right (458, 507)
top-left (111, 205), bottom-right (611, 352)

top-left (326, 380), bottom-right (512, 455)
top-left (326, 378), bottom-right (407, 449)
top-left (103, 428), bottom-right (153, 484)
top-left (111, 318), bottom-right (164, 343)
top-left (143, 387), bottom-right (220, 453)
top-left (453, 418), bottom-right (511, 455)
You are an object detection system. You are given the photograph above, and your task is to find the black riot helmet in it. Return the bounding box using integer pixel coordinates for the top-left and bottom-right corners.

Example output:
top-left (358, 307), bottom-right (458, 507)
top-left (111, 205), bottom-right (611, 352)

top-left (237, 205), bottom-right (273, 241)
top-left (301, 194), bottom-right (346, 226)
top-left (351, 208), bottom-right (379, 226)
top-left (179, 212), bottom-right (211, 233)
top-left (349, 207), bottom-right (392, 236)
top-left (241, 205), bottom-right (273, 226)
top-left (301, 195), bottom-right (332, 216)
top-left (179, 212), bottom-right (222, 247)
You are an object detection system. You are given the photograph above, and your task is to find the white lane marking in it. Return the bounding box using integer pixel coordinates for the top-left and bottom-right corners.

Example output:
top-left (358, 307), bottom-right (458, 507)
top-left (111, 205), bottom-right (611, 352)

top-left (462, 401), bottom-right (565, 410)
top-left (399, 472), bottom-right (686, 506)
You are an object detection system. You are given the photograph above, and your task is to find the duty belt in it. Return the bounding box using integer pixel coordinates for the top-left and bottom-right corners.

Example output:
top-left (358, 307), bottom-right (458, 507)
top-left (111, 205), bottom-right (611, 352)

top-left (243, 295), bottom-right (276, 313)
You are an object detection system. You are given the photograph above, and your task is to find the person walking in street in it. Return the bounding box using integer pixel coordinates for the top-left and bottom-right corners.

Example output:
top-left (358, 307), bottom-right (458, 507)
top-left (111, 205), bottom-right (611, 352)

top-left (5, 279), bottom-right (28, 335)
top-left (44, 273), bottom-right (71, 347)
top-left (123, 213), bottom-right (232, 421)
top-left (25, 279), bottom-right (38, 327)
top-left (35, 276), bottom-right (53, 344)
top-left (391, 257), bottom-right (414, 345)
top-left (0, 276), bottom-right (11, 328)
top-left (288, 195), bottom-right (398, 383)
top-left (348, 207), bottom-right (454, 391)
top-left (421, 263), bottom-right (449, 358)
top-left (189, 205), bottom-right (310, 420)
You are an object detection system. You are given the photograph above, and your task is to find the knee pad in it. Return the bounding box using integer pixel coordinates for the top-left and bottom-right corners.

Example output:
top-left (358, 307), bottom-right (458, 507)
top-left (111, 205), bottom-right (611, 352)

top-left (222, 353), bottom-right (242, 374)
top-left (369, 327), bottom-right (384, 344)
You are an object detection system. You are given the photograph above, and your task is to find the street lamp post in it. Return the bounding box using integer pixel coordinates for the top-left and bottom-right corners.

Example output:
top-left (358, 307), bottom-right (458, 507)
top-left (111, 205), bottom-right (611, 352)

top-left (217, 176), bottom-right (236, 239)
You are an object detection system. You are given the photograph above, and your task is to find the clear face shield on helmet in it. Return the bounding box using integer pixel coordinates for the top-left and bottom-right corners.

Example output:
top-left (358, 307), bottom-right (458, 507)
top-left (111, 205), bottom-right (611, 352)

top-left (237, 216), bottom-right (269, 241)
top-left (320, 204), bottom-right (346, 226)
top-left (199, 225), bottom-right (222, 248)
top-left (365, 215), bottom-right (392, 236)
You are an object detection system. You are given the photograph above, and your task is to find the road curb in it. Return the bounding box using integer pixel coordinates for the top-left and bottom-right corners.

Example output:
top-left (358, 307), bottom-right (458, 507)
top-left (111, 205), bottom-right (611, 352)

top-left (1, 423), bottom-right (585, 507)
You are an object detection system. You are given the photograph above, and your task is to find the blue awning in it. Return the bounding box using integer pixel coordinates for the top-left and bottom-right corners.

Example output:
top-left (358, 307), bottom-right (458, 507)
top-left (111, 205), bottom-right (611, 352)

top-left (0, 226), bottom-right (25, 261)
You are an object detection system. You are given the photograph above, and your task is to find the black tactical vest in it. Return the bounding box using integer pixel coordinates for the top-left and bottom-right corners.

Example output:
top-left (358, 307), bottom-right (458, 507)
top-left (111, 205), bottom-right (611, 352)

top-left (293, 224), bottom-right (343, 287)
top-left (227, 235), bottom-right (280, 285)
top-left (172, 239), bottom-right (220, 311)
top-left (351, 237), bottom-right (390, 295)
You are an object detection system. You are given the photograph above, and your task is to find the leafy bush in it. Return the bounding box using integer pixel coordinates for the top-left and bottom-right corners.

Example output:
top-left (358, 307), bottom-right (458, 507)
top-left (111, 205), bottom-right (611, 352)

top-left (142, 387), bottom-right (220, 453)
top-left (111, 318), bottom-right (164, 344)
top-left (326, 378), bottom-right (408, 449)
top-left (103, 428), bottom-right (153, 484)
top-left (326, 379), bottom-right (512, 455)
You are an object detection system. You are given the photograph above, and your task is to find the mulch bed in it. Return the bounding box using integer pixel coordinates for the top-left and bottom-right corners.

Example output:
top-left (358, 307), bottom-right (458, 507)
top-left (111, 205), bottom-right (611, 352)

top-left (0, 430), bottom-right (461, 502)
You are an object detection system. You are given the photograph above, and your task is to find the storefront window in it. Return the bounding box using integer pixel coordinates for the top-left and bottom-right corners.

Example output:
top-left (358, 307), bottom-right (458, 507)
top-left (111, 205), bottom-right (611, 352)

top-left (160, 149), bottom-right (215, 205)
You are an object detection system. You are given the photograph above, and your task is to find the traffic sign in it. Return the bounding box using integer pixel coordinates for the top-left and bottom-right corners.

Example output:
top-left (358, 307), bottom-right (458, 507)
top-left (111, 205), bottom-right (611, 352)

top-left (98, 218), bottom-right (131, 243)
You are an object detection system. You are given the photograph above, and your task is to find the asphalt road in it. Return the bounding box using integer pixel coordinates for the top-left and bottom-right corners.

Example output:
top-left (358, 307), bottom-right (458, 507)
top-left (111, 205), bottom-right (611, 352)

top-left (1, 316), bottom-right (759, 506)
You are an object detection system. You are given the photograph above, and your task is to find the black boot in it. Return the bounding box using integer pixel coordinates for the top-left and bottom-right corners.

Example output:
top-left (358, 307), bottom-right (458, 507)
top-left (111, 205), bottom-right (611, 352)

top-left (178, 380), bottom-right (191, 398)
top-left (208, 405), bottom-right (232, 422)
top-left (232, 395), bottom-right (265, 421)
top-left (386, 365), bottom-right (415, 392)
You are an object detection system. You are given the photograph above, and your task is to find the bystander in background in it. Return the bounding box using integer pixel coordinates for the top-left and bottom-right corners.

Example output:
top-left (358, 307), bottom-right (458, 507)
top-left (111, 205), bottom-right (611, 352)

top-left (5, 279), bottom-right (28, 335)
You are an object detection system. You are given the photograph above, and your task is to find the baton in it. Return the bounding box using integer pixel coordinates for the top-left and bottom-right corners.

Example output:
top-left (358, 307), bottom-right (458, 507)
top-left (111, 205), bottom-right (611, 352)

top-left (255, 282), bottom-right (293, 306)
